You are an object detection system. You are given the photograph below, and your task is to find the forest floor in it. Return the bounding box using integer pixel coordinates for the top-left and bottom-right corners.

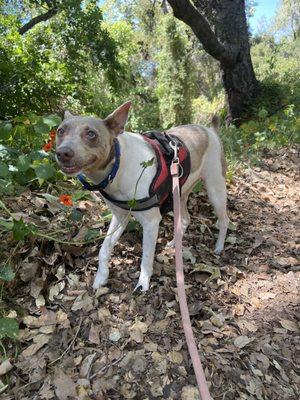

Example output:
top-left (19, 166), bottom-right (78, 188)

top-left (1, 147), bottom-right (299, 400)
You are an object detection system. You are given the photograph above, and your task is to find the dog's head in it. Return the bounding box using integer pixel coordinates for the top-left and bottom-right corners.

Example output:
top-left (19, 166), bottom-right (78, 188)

top-left (55, 101), bottom-right (131, 176)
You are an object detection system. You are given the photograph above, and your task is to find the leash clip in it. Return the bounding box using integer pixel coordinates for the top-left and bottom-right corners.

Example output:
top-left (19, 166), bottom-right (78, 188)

top-left (169, 140), bottom-right (183, 178)
top-left (169, 140), bottom-right (179, 163)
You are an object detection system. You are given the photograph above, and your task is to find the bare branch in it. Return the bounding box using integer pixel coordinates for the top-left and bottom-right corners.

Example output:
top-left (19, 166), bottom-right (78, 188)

top-left (167, 0), bottom-right (237, 65)
top-left (18, 7), bottom-right (58, 35)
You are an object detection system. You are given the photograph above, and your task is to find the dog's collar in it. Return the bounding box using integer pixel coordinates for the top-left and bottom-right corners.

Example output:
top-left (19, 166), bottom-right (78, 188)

top-left (77, 139), bottom-right (121, 191)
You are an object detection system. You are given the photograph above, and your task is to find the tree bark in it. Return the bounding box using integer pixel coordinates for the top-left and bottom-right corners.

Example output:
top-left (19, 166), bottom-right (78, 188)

top-left (167, 0), bottom-right (260, 123)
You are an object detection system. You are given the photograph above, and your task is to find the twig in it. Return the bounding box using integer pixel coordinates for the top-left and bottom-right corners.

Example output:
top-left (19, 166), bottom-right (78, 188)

top-left (48, 318), bottom-right (83, 366)
top-left (89, 354), bottom-right (125, 379)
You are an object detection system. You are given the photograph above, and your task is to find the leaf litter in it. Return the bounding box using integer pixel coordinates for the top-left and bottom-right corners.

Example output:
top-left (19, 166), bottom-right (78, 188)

top-left (0, 147), bottom-right (299, 399)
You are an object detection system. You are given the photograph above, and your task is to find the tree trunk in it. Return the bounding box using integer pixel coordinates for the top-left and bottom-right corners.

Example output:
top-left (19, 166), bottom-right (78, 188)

top-left (167, 0), bottom-right (260, 124)
top-left (221, 49), bottom-right (259, 123)
top-left (214, 0), bottom-right (260, 122)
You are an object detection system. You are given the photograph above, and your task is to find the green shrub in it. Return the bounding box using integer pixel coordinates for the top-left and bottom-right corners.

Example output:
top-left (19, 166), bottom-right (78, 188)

top-left (0, 114), bottom-right (62, 194)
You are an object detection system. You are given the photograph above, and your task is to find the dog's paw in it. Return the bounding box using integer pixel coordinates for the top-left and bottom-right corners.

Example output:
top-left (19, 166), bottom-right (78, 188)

top-left (134, 273), bottom-right (150, 292)
top-left (92, 272), bottom-right (108, 290)
top-left (214, 245), bottom-right (224, 255)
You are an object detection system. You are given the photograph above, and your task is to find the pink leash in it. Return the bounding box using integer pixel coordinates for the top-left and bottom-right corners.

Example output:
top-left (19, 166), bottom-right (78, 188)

top-left (170, 144), bottom-right (213, 400)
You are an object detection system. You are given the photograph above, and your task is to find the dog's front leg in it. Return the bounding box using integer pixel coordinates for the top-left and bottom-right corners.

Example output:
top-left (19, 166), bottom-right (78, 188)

top-left (93, 210), bottom-right (128, 290)
top-left (133, 208), bottom-right (161, 292)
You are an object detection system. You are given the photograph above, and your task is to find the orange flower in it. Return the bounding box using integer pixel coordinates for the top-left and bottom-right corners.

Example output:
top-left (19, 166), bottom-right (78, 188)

top-left (43, 141), bottom-right (53, 152)
top-left (59, 194), bottom-right (73, 207)
top-left (50, 130), bottom-right (56, 140)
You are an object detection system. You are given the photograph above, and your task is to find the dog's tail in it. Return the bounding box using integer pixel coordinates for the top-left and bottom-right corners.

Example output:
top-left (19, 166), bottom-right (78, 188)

top-left (211, 115), bottom-right (220, 132)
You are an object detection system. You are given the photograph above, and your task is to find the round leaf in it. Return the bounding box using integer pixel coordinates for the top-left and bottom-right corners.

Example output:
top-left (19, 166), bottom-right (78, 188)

top-left (0, 122), bottom-right (12, 140)
top-left (34, 120), bottom-right (50, 135)
top-left (0, 264), bottom-right (15, 282)
top-left (42, 115), bottom-right (62, 128)
top-left (70, 209), bottom-right (83, 222)
top-left (0, 162), bottom-right (10, 178)
top-left (0, 318), bottom-right (19, 339)
top-left (34, 163), bottom-right (55, 180)
top-left (16, 155), bottom-right (31, 172)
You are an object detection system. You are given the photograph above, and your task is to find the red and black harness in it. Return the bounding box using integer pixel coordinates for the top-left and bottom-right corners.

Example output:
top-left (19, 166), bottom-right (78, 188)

top-left (77, 131), bottom-right (191, 215)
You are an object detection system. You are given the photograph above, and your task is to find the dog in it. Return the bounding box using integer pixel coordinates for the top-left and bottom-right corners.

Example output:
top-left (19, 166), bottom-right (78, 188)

top-left (55, 101), bottom-right (229, 291)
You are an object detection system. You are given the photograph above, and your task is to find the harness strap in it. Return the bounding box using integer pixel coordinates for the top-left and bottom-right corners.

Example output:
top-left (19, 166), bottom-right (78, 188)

top-left (99, 190), bottom-right (159, 211)
top-left (77, 132), bottom-right (191, 213)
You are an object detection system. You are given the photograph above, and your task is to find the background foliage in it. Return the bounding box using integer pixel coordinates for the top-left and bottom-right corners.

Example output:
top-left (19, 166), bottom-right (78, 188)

top-left (0, 0), bottom-right (298, 186)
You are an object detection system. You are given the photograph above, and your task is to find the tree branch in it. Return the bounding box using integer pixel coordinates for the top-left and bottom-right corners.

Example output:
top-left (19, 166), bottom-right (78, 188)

top-left (167, 0), bottom-right (237, 65)
top-left (18, 7), bottom-right (58, 35)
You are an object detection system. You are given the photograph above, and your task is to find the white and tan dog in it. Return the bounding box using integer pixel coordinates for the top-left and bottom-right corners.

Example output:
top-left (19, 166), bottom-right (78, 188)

top-left (55, 101), bottom-right (229, 291)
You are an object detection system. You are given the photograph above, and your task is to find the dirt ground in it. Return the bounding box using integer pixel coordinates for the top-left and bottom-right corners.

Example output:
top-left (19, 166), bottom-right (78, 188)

top-left (1, 147), bottom-right (299, 400)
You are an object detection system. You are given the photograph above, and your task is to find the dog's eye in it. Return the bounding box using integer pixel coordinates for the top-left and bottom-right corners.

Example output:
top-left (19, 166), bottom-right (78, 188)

top-left (57, 128), bottom-right (64, 136)
top-left (87, 130), bottom-right (97, 139)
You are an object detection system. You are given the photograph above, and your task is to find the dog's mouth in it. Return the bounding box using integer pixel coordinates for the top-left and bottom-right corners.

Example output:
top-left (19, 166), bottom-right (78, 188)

top-left (59, 157), bottom-right (98, 176)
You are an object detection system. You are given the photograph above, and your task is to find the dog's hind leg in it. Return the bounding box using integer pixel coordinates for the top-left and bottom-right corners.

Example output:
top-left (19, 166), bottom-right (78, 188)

top-left (204, 173), bottom-right (229, 255)
top-left (133, 207), bottom-right (162, 291)
top-left (93, 209), bottom-right (128, 290)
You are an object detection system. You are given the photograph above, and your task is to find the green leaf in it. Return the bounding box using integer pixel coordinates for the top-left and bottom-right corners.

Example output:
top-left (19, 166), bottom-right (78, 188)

top-left (0, 318), bottom-right (19, 340)
top-left (0, 122), bottom-right (13, 140)
top-left (42, 115), bottom-right (61, 128)
top-left (126, 219), bottom-right (139, 232)
top-left (0, 265), bottom-right (15, 282)
top-left (127, 199), bottom-right (137, 208)
top-left (0, 161), bottom-right (10, 178)
top-left (84, 229), bottom-right (99, 241)
top-left (34, 119), bottom-right (50, 135)
top-left (70, 209), bottom-right (83, 222)
top-left (34, 163), bottom-right (55, 180)
top-left (0, 218), bottom-right (13, 230)
top-left (12, 218), bottom-right (31, 241)
top-left (14, 168), bottom-right (35, 185)
top-left (193, 181), bottom-right (203, 194)
top-left (72, 191), bottom-right (91, 201)
top-left (101, 210), bottom-right (112, 221)
top-left (0, 200), bottom-right (9, 212)
top-left (140, 157), bottom-right (155, 168)
top-left (16, 155), bottom-right (31, 172)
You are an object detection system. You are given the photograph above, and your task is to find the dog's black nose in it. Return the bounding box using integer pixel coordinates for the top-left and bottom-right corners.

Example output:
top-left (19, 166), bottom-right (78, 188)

top-left (56, 146), bottom-right (74, 163)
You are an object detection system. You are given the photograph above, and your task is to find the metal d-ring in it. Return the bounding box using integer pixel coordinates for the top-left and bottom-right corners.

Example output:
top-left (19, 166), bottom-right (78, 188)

top-left (177, 163), bottom-right (183, 178)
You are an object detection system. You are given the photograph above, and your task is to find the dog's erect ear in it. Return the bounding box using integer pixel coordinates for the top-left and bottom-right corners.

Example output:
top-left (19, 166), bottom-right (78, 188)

top-left (64, 110), bottom-right (73, 120)
top-left (104, 101), bottom-right (131, 135)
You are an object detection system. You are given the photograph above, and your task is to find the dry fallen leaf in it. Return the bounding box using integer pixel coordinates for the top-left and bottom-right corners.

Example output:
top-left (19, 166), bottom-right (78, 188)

top-left (53, 369), bottom-right (77, 400)
top-left (109, 328), bottom-right (122, 342)
top-left (167, 350), bottom-right (183, 364)
top-left (80, 353), bottom-right (97, 378)
top-left (279, 319), bottom-right (299, 332)
top-left (181, 385), bottom-right (200, 400)
top-left (233, 304), bottom-right (245, 316)
top-left (0, 359), bottom-right (13, 376)
top-left (233, 335), bottom-right (254, 349)
top-left (182, 246), bottom-right (196, 264)
top-left (21, 334), bottom-right (50, 358)
top-left (71, 293), bottom-right (94, 312)
top-left (88, 323), bottom-right (100, 344)
top-left (129, 321), bottom-right (148, 343)
top-left (49, 281), bottom-right (65, 301)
